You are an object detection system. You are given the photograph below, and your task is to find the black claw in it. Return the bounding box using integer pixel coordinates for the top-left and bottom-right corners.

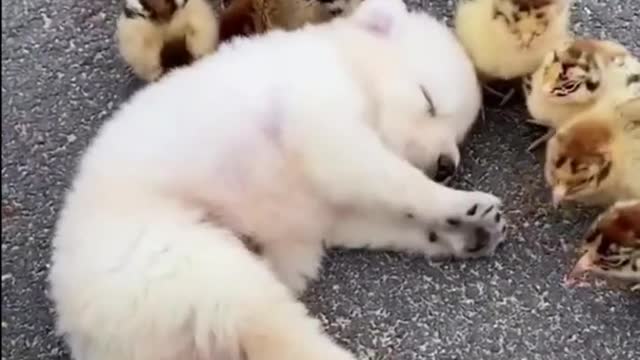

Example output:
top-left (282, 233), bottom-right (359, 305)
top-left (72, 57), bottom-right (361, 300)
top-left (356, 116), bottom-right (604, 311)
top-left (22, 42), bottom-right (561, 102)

top-left (501, 225), bottom-right (508, 234)
top-left (447, 218), bottom-right (461, 226)
top-left (467, 204), bottom-right (478, 216)
top-left (481, 205), bottom-right (494, 217)
top-left (495, 212), bottom-right (501, 223)
top-left (428, 231), bottom-right (438, 243)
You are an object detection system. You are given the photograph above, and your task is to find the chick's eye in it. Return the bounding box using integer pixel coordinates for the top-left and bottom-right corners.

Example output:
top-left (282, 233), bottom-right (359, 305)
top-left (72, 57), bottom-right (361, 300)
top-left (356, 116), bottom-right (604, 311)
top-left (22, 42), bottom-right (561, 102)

top-left (536, 13), bottom-right (545, 19)
top-left (555, 156), bottom-right (567, 168)
top-left (575, 178), bottom-right (589, 186)
top-left (493, 9), bottom-right (511, 24)
top-left (584, 230), bottom-right (600, 244)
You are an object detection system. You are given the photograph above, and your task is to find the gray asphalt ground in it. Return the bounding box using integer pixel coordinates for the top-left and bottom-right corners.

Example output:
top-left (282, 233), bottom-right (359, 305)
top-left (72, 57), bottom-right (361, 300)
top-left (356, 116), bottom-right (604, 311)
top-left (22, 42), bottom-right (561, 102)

top-left (2, 0), bottom-right (639, 359)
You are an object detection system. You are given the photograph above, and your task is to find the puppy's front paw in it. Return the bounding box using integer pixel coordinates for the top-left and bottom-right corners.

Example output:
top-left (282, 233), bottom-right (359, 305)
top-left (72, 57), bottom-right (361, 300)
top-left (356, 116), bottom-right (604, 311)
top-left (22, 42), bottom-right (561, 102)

top-left (456, 196), bottom-right (507, 257)
top-left (425, 191), bottom-right (506, 259)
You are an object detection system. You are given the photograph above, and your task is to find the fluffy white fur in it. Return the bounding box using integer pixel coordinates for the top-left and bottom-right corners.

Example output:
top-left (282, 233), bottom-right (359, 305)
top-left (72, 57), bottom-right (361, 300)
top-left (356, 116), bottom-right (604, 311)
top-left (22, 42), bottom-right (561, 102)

top-left (50, 1), bottom-right (506, 359)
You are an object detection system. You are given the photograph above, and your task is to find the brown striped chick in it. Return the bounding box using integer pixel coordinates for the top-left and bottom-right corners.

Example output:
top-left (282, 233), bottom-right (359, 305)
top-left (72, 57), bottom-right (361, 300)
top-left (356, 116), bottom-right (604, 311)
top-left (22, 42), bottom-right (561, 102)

top-left (454, 0), bottom-right (572, 105)
top-left (116, 0), bottom-right (219, 82)
top-left (523, 39), bottom-right (633, 150)
top-left (564, 199), bottom-right (640, 291)
top-left (544, 100), bottom-right (640, 208)
top-left (218, 0), bottom-right (363, 41)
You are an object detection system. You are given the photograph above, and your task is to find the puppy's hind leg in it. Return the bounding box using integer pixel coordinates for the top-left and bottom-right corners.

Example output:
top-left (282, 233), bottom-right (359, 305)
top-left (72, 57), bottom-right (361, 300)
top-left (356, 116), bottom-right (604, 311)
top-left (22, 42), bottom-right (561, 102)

top-left (51, 217), bottom-right (355, 360)
top-left (240, 295), bottom-right (356, 360)
top-left (173, 227), bottom-right (357, 360)
top-left (301, 122), bottom-right (507, 259)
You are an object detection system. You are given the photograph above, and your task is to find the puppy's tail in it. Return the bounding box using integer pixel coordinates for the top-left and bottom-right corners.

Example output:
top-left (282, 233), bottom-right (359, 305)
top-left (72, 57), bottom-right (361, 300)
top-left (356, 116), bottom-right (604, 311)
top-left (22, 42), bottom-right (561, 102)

top-left (49, 201), bottom-right (354, 360)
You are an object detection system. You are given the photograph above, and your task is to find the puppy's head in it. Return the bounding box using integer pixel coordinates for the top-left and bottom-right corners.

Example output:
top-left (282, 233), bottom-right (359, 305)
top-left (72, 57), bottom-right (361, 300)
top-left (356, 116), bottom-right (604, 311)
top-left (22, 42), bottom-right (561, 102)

top-left (345, 0), bottom-right (465, 182)
top-left (375, 85), bottom-right (461, 183)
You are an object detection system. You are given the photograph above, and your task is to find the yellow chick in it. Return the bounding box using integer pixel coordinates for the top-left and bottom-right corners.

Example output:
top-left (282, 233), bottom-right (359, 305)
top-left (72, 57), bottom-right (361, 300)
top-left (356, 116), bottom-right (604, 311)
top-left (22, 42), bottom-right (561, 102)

top-left (523, 38), bottom-right (632, 150)
top-left (544, 98), bottom-right (640, 207)
top-left (116, 0), bottom-right (220, 82)
top-left (455, 0), bottom-right (572, 104)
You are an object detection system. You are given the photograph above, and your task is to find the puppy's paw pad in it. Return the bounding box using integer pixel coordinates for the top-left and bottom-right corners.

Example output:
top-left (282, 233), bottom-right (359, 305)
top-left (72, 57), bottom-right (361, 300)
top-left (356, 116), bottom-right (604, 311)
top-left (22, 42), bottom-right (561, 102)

top-left (464, 209), bottom-right (507, 257)
top-left (463, 226), bottom-right (498, 255)
top-left (438, 192), bottom-right (507, 258)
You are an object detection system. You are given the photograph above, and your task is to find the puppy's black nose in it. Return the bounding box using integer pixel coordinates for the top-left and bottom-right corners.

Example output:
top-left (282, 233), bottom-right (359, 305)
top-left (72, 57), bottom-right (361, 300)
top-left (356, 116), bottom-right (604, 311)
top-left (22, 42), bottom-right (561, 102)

top-left (434, 155), bottom-right (456, 182)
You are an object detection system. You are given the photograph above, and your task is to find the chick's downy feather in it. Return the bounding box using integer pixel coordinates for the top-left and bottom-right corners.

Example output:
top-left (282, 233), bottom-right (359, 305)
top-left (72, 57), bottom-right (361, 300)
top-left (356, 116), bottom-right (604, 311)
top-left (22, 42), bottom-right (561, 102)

top-left (455, 0), bottom-right (571, 81)
top-left (565, 199), bottom-right (640, 289)
top-left (545, 101), bottom-right (640, 206)
top-left (117, 0), bottom-right (219, 81)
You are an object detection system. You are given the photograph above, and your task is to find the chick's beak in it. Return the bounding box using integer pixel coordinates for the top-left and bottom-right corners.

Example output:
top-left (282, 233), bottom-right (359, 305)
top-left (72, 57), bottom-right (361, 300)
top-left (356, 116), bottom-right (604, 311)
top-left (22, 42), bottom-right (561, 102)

top-left (552, 186), bottom-right (566, 208)
top-left (564, 251), bottom-right (594, 288)
top-left (520, 31), bottom-right (535, 48)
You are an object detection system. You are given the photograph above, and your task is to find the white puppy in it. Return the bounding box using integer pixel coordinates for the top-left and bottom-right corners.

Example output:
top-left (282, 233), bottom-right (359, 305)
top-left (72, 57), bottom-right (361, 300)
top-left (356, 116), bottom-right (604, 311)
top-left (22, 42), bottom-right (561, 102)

top-left (49, 0), bottom-right (504, 359)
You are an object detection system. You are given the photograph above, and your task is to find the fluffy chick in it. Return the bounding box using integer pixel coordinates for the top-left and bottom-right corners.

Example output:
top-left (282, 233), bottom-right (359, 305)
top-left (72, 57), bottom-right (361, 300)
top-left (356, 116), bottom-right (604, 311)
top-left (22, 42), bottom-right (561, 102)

top-left (564, 199), bottom-right (640, 291)
top-left (218, 0), bottom-right (362, 41)
top-left (455, 0), bottom-right (572, 104)
top-left (544, 100), bottom-right (640, 207)
top-left (523, 38), bottom-right (632, 150)
top-left (116, 0), bottom-right (219, 82)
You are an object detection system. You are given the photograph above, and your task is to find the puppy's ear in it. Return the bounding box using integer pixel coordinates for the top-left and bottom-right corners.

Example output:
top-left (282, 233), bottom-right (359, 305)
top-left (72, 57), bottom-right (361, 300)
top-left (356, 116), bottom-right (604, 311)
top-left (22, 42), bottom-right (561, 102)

top-left (350, 0), bottom-right (408, 37)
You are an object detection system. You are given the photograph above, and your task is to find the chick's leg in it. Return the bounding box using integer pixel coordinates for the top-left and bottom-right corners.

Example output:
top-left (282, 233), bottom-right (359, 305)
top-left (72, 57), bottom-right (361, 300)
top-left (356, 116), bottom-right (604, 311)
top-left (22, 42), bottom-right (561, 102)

top-left (527, 128), bottom-right (556, 152)
top-left (526, 117), bottom-right (550, 127)
top-left (483, 85), bottom-right (516, 107)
